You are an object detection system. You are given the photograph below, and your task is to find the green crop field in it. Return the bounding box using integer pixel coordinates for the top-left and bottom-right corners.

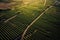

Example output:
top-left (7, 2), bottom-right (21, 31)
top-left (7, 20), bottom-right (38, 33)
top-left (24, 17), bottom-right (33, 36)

top-left (0, 0), bottom-right (60, 40)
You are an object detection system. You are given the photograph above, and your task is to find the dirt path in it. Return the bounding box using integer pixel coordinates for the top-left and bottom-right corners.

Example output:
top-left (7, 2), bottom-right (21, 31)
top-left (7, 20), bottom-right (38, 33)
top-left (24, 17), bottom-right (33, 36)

top-left (4, 15), bottom-right (17, 23)
top-left (21, 5), bottom-right (53, 40)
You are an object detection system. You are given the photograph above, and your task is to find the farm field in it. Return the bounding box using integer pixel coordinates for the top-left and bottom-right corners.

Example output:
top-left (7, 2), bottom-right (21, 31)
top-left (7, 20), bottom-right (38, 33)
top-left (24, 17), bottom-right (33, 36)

top-left (0, 0), bottom-right (60, 40)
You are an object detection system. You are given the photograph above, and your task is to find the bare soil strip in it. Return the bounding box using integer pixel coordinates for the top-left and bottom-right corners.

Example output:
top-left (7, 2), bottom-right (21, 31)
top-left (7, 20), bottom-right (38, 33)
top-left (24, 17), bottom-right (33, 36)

top-left (21, 6), bottom-right (53, 40)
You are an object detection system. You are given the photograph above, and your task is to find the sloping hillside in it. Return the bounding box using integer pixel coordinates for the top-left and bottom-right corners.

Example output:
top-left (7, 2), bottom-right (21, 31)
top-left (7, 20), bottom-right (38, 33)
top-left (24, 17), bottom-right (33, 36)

top-left (0, 0), bottom-right (60, 40)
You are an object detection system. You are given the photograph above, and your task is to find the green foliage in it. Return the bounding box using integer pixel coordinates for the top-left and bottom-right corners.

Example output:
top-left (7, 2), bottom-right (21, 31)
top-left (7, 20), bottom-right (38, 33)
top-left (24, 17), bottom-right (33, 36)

top-left (0, 0), bottom-right (59, 40)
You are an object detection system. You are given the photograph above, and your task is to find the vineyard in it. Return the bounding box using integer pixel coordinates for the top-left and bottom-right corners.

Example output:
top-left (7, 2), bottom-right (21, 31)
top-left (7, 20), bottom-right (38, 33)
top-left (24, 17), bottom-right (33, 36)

top-left (0, 0), bottom-right (60, 40)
